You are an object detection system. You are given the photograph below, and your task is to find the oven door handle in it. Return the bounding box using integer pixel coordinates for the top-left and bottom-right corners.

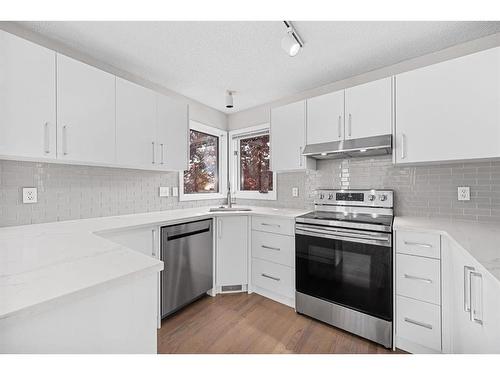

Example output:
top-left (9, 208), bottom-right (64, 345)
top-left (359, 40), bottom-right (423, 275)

top-left (296, 227), bottom-right (392, 247)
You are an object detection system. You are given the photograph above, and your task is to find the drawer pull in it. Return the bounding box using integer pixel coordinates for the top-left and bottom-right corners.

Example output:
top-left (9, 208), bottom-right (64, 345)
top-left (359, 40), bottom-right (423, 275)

top-left (261, 223), bottom-right (281, 228)
top-left (404, 241), bottom-right (432, 248)
top-left (261, 245), bottom-right (280, 251)
top-left (404, 317), bottom-right (433, 330)
top-left (403, 274), bottom-right (433, 284)
top-left (261, 273), bottom-right (280, 282)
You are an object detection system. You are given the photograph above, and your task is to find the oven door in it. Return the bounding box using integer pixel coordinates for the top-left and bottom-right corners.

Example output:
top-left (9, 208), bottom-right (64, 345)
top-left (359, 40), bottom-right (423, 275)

top-left (295, 223), bottom-right (392, 321)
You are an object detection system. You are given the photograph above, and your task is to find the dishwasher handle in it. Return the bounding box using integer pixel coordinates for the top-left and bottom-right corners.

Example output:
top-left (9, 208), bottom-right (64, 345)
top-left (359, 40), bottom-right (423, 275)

top-left (167, 226), bottom-right (211, 241)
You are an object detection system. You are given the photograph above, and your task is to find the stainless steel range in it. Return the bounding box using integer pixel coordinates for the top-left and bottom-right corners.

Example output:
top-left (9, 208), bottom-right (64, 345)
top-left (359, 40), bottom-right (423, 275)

top-left (295, 189), bottom-right (394, 348)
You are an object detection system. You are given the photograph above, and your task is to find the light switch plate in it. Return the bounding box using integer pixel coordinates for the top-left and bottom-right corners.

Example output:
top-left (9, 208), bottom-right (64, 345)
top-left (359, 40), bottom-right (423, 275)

top-left (159, 186), bottom-right (170, 197)
top-left (458, 186), bottom-right (470, 201)
top-left (292, 187), bottom-right (299, 197)
top-left (172, 187), bottom-right (179, 197)
top-left (22, 187), bottom-right (37, 203)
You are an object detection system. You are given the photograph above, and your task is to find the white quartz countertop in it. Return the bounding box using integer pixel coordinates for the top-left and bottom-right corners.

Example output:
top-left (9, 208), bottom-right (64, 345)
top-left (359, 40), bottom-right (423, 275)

top-left (0, 205), bottom-right (309, 320)
top-left (394, 217), bottom-right (500, 282)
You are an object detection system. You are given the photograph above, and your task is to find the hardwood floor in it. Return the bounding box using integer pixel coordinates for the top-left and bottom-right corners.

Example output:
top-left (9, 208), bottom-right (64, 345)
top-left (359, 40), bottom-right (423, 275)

top-left (157, 293), bottom-right (399, 354)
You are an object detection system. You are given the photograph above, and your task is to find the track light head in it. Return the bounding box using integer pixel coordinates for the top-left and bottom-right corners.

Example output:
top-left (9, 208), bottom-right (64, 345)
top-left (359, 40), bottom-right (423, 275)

top-left (225, 90), bottom-right (234, 109)
top-left (281, 21), bottom-right (303, 57)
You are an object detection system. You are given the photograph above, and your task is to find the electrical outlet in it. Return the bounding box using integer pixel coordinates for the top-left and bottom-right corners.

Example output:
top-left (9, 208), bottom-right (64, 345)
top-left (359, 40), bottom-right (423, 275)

top-left (457, 186), bottom-right (470, 201)
top-left (22, 187), bottom-right (38, 204)
top-left (172, 187), bottom-right (179, 197)
top-left (159, 186), bottom-right (170, 197)
top-left (292, 187), bottom-right (299, 197)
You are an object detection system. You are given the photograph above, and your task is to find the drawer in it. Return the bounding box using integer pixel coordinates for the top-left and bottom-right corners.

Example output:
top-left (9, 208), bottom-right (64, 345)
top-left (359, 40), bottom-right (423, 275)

top-left (252, 216), bottom-right (294, 236)
top-left (251, 258), bottom-right (293, 298)
top-left (396, 230), bottom-right (441, 259)
top-left (396, 253), bottom-right (441, 305)
top-left (252, 230), bottom-right (294, 267)
top-left (396, 295), bottom-right (441, 352)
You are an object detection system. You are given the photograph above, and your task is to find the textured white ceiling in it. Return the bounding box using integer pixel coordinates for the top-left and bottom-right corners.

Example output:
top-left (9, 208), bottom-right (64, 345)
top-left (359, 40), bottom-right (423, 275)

top-left (16, 21), bottom-right (500, 113)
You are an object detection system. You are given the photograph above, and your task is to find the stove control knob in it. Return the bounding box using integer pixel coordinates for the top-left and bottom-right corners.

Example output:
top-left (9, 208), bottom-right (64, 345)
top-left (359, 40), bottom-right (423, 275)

top-left (379, 194), bottom-right (387, 202)
top-left (328, 193), bottom-right (334, 200)
top-left (368, 194), bottom-right (376, 202)
top-left (319, 193), bottom-right (325, 200)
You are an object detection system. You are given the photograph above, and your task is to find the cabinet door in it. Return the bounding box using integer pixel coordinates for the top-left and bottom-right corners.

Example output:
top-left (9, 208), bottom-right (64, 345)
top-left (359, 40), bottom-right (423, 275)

top-left (306, 90), bottom-right (344, 144)
top-left (395, 47), bottom-right (500, 164)
top-left (156, 94), bottom-right (189, 171)
top-left (116, 78), bottom-right (157, 168)
top-left (57, 54), bottom-right (116, 164)
top-left (442, 238), bottom-right (500, 353)
top-left (271, 101), bottom-right (312, 171)
top-left (216, 216), bottom-right (248, 286)
top-left (0, 30), bottom-right (56, 159)
top-left (345, 77), bottom-right (392, 139)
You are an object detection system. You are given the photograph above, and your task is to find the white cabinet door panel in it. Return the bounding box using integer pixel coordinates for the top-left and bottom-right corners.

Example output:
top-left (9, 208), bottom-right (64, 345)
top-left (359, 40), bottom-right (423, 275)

top-left (116, 78), bottom-right (157, 168)
top-left (306, 90), bottom-right (344, 144)
top-left (395, 47), bottom-right (500, 164)
top-left (271, 100), bottom-right (314, 171)
top-left (345, 77), bottom-right (392, 139)
top-left (216, 216), bottom-right (248, 286)
top-left (57, 54), bottom-right (116, 164)
top-left (0, 30), bottom-right (56, 159)
top-left (156, 94), bottom-right (188, 171)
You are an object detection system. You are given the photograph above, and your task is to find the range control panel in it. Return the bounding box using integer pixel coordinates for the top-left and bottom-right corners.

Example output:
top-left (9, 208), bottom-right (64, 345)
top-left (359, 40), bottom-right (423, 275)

top-left (314, 189), bottom-right (394, 208)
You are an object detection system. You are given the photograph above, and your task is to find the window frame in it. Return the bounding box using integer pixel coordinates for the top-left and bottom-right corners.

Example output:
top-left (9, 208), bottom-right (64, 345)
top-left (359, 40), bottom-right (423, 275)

top-left (179, 120), bottom-right (227, 201)
top-left (229, 123), bottom-right (277, 201)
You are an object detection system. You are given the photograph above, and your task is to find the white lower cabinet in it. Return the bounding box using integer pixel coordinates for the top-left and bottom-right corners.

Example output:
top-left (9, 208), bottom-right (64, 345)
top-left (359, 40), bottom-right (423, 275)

top-left (395, 230), bottom-right (442, 353)
top-left (250, 216), bottom-right (295, 307)
top-left (216, 216), bottom-right (249, 288)
top-left (442, 237), bottom-right (500, 353)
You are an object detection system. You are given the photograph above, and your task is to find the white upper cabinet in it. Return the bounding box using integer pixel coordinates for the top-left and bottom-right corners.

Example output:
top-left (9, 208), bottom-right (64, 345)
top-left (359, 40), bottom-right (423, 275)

top-left (0, 30), bottom-right (56, 159)
top-left (116, 78), bottom-right (157, 168)
top-left (395, 47), bottom-right (500, 164)
top-left (271, 100), bottom-right (315, 171)
top-left (344, 77), bottom-right (392, 139)
top-left (57, 54), bottom-right (116, 164)
top-left (306, 90), bottom-right (344, 144)
top-left (156, 94), bottom-right (188, 171)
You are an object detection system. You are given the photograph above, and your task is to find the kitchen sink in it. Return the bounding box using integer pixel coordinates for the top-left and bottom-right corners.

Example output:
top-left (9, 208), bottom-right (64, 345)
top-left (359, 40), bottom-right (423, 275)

top-left (209, 206), bottom-right (252, 212)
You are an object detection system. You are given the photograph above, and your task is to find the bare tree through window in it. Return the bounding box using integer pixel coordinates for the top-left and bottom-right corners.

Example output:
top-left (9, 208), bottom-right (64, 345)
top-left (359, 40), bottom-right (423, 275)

top-left (239, 134), bottom-right (273, 193)
top-left (183, 130), bottom-right (219, 194)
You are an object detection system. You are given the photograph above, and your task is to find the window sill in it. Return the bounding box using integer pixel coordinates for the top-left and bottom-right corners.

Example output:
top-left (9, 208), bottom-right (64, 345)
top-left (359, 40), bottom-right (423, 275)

top-left (233, 191), bottom-right (277, 201)
top-left (178, 192), bottom-right (226, 202)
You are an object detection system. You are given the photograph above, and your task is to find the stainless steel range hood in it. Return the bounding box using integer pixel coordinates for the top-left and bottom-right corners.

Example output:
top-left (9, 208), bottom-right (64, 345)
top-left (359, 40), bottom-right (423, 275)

top-left (302, 134), bottom-right (392, 160)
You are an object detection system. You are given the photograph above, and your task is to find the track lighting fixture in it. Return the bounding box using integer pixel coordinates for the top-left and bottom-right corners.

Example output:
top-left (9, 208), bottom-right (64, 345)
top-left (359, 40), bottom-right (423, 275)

top-left (281, 21), bottom-right (304, 57)
top-left (225, 90), bottom-right (234, 109)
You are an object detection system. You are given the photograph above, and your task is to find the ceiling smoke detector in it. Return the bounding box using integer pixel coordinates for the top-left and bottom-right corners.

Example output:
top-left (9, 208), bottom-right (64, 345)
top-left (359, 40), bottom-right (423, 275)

top-left (281, 21), bottom-right (304, 57)
top-left (225, 90), bottom-right (234, 109)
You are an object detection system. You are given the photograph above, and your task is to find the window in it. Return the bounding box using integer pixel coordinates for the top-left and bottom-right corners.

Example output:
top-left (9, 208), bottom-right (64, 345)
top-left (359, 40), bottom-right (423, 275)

top-left (180, 121), bottom-right (227, 201)
top-left (230, 124), bottom-right (276, 200)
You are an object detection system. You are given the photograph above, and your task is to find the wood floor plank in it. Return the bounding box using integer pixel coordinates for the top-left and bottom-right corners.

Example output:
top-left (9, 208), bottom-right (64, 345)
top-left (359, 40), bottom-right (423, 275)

top-left (157, 293), bottom-right (402, 354)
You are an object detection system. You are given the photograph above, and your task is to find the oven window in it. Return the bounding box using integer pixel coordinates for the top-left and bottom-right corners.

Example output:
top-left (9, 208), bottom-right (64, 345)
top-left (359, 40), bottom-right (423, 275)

top-left (296, 233), bottom-right (392, 321)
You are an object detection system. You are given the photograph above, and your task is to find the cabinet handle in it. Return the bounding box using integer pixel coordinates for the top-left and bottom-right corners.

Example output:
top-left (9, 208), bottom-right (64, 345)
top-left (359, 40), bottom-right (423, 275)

top-left (43, 122), bottom-right (50, 154)
top-left (160, 143), bottom-right (165, 165)
top-left (62, 125), bottom-right (68, 155)
top-left (404, 317), bottom-right (432, 330)
top-left (464, 266), bottom-right (474, 313)
top-left (261, 273), bottom-right (280, 282)
top-left (403, 274), bottom-right (432, 284)
top-left (469, 271), bottom-right (483, 325)
top-left (261, 245), bottom-right (280, 251)
top-left (261, 223), bottom-right (280, 228)
top-left (152, 142), bottom-right (156, 164)
top-left (401, 133), bottom-right (406, 159)
top-left (151, 228), bottom-right (157, 258)
top-left (218, 219), bottom-right (222, 239)
top-left (299, 146), bottom-right (303, 167)
top-left (337, 115), bottom-right (342, 138)
top-left (348, 113), bottom-right (352, 137)
top-left (403, 241), bottom-right (432, 248)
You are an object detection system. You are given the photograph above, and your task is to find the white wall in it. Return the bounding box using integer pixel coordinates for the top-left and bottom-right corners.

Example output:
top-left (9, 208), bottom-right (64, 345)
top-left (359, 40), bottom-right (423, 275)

top-left (0, 22), bottom-right (228, 131)
top-left (228, 32), bottom-right (500, 130)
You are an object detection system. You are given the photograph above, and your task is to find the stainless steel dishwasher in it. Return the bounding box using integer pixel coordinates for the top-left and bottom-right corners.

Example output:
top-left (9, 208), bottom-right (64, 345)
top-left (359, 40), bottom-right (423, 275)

top-left (160, 219), bottom-right (213, 318)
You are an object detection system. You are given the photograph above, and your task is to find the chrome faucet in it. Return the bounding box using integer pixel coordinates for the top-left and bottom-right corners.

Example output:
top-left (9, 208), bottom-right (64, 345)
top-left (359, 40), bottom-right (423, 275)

top-left (227, 181), bottom-right (233, 208)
